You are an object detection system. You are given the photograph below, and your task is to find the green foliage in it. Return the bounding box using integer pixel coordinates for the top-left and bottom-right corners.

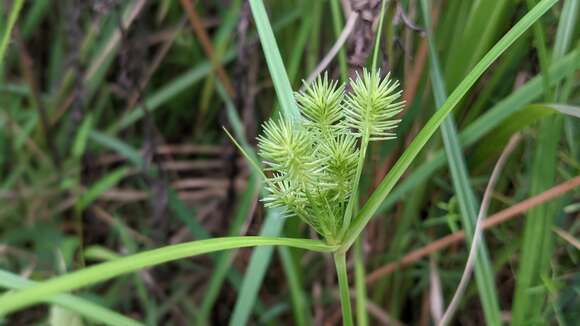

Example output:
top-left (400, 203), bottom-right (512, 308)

top-left (256, 71), bottom-right (402, 243)
top-left (0, 0), bottom-right (573, 324)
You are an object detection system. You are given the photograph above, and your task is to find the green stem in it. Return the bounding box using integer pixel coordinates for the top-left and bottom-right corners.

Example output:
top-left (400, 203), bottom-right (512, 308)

top-left (329, 0), bottom-right (348, 82)
top-left (0, 0), bottom-right (24, 69)
top-left (339, 0), bottom-right (558, 252)
top-left (354, 239), bottom-right (369, 326)
top-left (334, 252), bottom-right (354, 326)
top-left (340, 133), bottom-right (369, 239)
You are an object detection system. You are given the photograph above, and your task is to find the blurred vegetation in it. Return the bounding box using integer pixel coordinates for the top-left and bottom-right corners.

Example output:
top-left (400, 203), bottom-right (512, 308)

top-left (0, 0), bottom-right (578, 325)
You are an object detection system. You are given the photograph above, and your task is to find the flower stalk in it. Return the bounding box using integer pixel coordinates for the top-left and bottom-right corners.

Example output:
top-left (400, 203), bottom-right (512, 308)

top-left (334, 252), bottom-right (354, 326)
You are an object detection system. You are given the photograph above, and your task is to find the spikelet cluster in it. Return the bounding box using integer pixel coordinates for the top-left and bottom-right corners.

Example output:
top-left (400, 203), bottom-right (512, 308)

top-left (344, 69), bottom-right (404, 141)
top-left (256, 70), bottom-right (403, 243)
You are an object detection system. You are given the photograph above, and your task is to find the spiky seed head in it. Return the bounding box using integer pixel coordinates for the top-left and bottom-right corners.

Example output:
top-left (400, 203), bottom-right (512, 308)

top-left (262, 176), bottom-right (306, 213)
top-left (246, 69), bottom-right (404, 242)
top-left (344, 68), bottom-right (405, 141)
top-left (296, 72), bottom-right (345, 136)
top-left (257, 117), bottom-right (322, 185)
top-left (318, 134), bottom-right (359, 199)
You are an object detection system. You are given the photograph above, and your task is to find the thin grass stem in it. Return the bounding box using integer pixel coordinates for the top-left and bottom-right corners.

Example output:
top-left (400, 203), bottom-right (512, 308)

top-left (334, 252), bottom-right (354, 326)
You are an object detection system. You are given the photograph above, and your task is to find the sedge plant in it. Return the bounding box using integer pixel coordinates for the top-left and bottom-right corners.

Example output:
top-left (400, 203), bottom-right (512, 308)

top-left (0, 0), bottom-right (559, 324)
top-left (231, 70), bottom-right (404, 324)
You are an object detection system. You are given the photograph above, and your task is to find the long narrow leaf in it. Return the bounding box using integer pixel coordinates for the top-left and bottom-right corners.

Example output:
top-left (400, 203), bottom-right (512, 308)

top-left (247, 0), bottom-right (299, 121)
top-left (420, 1), bottom-right (501, 323)
top-left (0, 270), bottom-right (143, 326)
top-left (378, 50), bottom-right (578, 213)
top-left (0, 0), bottom-right (24, 68)
top-left (512, 0), bottom-right (578, 323)
top-left (342, 0), bottom-right (558, 250)
top-left (228, 1), bottom-right (303, 324)
top-left (0, 236), bottom-right (337, 315)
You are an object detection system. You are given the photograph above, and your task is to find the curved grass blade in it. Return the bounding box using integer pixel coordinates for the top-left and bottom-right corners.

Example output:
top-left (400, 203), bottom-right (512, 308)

top-left (341, 0), bottom-right (559, 250)
top-left (0, 0), bottom-right (24, 68)
top-left (0, 270), bottom-right (143, 326)
top-left (378, 50), bottom-right (578, 213)
top-left (0, 237), bottom-right (337, 315)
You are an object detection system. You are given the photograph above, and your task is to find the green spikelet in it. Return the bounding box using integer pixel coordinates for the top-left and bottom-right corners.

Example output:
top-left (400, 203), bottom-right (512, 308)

top-left (244, 70), bottom-right (404, 243)
top-left (344, 68), bottom-right (404, 141)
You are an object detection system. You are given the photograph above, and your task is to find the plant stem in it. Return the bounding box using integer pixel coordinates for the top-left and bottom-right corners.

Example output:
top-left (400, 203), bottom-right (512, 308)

top-left (340, 133), bottom-right (369, 239)
top-left (354, 239), bottom-right (369, 326)
top-left (334, 252), bottom-right (354, 326)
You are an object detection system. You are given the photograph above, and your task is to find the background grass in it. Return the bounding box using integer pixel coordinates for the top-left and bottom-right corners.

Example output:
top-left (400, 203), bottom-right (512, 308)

top-left (0, 0), bottom-right (578, 325)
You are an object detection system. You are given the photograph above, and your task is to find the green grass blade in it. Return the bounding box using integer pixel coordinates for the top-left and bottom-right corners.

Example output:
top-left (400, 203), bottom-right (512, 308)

top-left (21, 0), bottom-right (49, 39)
top-left (473, 103), bottom-right (577, 163)
top-left (197, 174), bottom-right (260, 324)
top-left (512, 1), bottom-right (578, 323)
top-left (77, 167), bottom-right (129, 211)
top-left (341, 0), bottom-right (559, 250)
top-left (228, 1), bottom-right (303, 324)
top-left (443, 0), bottom-right (513, 90)
top-left (354, 239), bottom-right (369, 326)
top-left (247, 0), bottom-right (299, 121)
top-left (420, 1), bottom-right (501, 323)
top-left (370, 0), bottom-right (388, 72)
top-left (0, 0), bottom-right (24, 69)
top-left (0, 270), bottom-right (143, 326)
top-left (526, 0), bottom-right (554, 100)
top-left (0, 236), bottom-right (337, 315)
top-left (378, 49), bottom-right (578, 213)
top-left (72, 115), bottom-right (94, 159)
top-left (329, 0), bottom-right (347, 81)
top-left (279, 247), bottom-right (309, 326)
top-left (108, 55), bottom-right (234, 134)
top-left (89, 131), bottom-right (144, 168)
top-left (228, 216), bottom-right (285, 326)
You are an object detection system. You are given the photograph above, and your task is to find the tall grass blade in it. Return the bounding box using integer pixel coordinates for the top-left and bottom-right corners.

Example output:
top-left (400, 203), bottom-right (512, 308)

top-left (77, 167), bottom-right (129, 211)
top-left (378, 50), bottom-right (578, 213)
top-left (420, 1), bottom-right (501, 324)
top-left (247, 0), bottom-right (299, 121)
top-left (0, 237), bottom-right (337, 315)
top-left (512, 1), bottom-right (578, 323)
top-left (228, 1), bottom-right (302, 324)
top-left (279, 247), bottom-right (309, 326)
top-left (0, 0), bottom-right (24, 69)
top-left (342, 0), bottom-right (559, 250)
top-left (228, 217), bottom-right (285, 326)
top-left (0, 270), bottom-right (143, 326)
